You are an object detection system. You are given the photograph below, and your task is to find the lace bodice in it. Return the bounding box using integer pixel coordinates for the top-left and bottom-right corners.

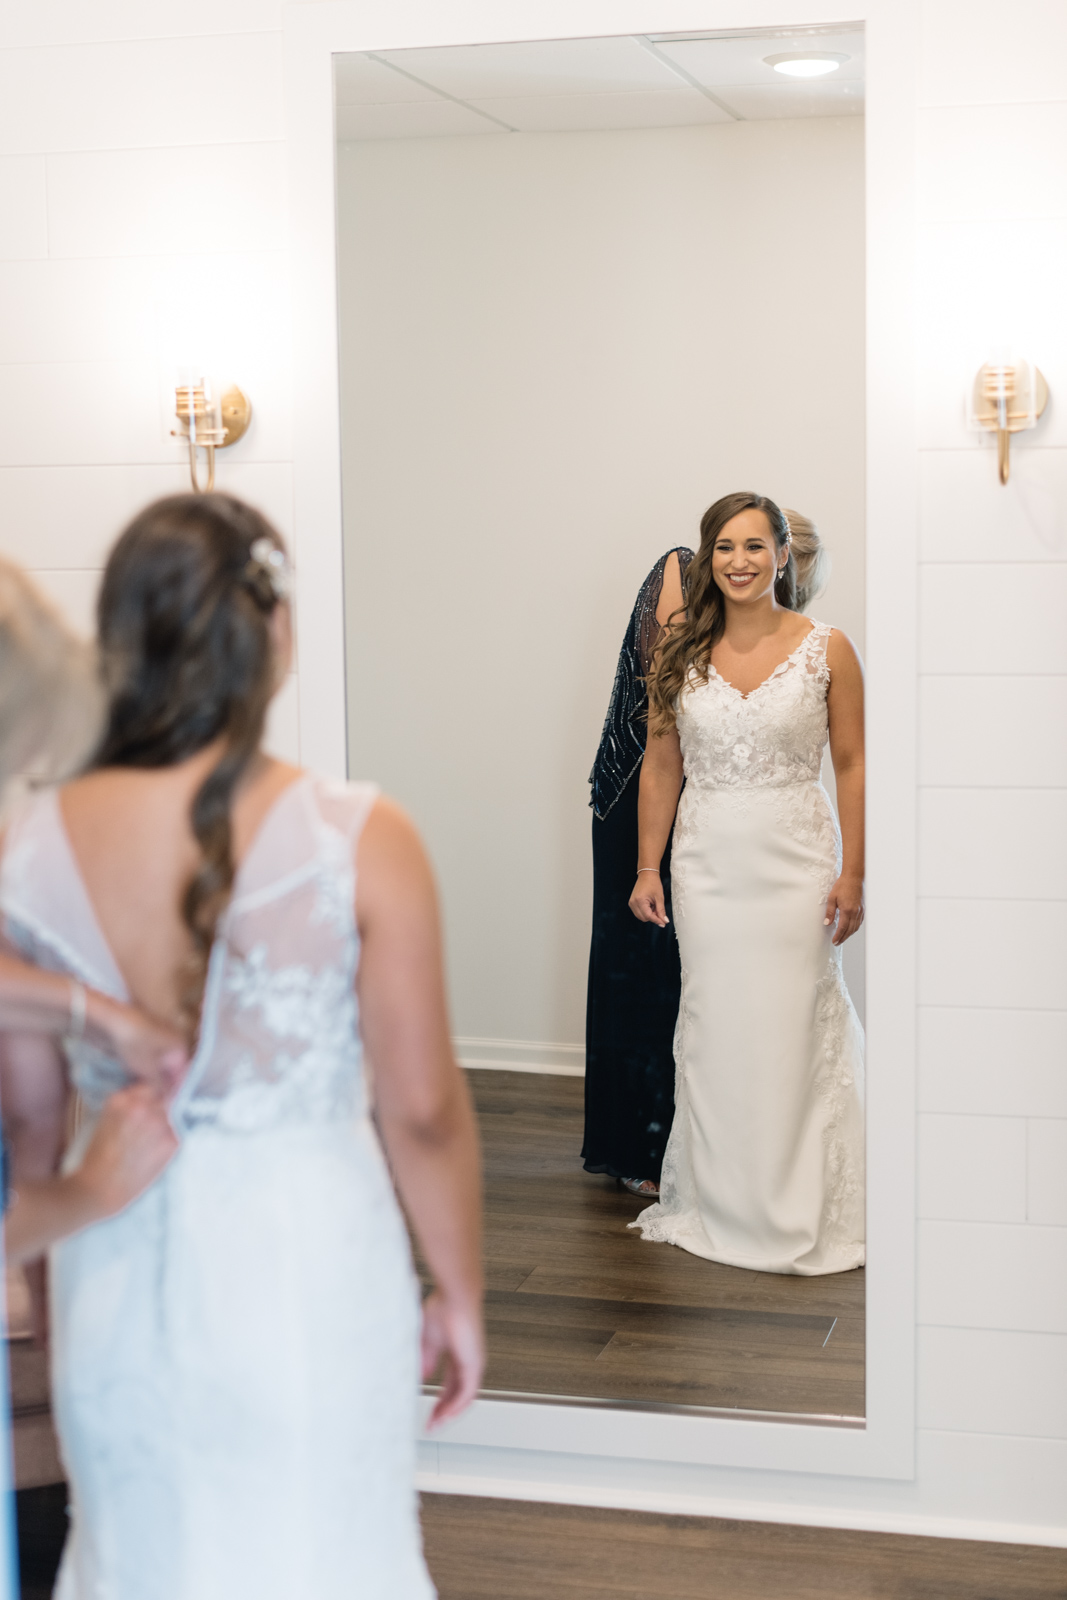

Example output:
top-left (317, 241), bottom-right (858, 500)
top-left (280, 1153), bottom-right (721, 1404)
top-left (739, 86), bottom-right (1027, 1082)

top-left (677, 620), bottom-right (833, 790)
top-left (0, 774), bottom-right (378, 1135)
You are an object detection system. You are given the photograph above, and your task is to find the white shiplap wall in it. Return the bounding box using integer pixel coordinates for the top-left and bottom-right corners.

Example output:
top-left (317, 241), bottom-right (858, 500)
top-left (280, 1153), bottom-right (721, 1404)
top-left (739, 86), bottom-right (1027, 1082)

top-left (0, 0), bottom-right (1063, 1547)
top-left (0, 1), bottom-right (300, 761)
top-left (912, 0), bottom-right (1067, 1491)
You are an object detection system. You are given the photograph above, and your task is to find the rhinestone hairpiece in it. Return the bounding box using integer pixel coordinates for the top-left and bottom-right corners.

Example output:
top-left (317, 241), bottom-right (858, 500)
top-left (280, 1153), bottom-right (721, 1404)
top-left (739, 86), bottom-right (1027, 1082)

top-left (246, 536), bottom-right (291, 601)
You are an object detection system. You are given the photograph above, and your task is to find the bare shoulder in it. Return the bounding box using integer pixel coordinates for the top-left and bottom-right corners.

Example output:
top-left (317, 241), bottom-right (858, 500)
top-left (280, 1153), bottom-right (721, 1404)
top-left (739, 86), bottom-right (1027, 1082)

top-left (355, 795), bottom-right (437, 923)
top-left (655, 550), bottom-right (686, 628)
top-left (825, 626), bottom-right (864, 676)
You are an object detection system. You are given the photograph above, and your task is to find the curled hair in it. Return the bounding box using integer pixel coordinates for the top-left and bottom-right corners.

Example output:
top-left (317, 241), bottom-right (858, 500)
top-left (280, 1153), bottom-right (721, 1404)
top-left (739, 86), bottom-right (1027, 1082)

top-left (95, 493), bottom-right (287, 1030)
top-left (649, 490), bottom-right (812, 733)
top-left (780, 507), bottom-right (830, 611)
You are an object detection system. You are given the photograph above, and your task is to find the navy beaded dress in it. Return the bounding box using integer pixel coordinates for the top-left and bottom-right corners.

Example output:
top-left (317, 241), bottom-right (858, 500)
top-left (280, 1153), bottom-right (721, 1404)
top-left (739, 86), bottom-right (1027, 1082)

top-left (582, 548), bottom-right (694, 1183)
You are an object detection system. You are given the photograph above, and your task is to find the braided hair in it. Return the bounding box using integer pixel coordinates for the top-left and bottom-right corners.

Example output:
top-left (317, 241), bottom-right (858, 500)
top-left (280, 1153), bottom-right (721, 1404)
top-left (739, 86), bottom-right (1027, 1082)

top-left (95, 492), bottom-right (289, 1030)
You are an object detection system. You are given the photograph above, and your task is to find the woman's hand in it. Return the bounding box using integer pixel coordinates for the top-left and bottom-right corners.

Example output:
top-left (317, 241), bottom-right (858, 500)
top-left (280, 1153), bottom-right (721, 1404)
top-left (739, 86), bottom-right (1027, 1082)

top-left (420, 1290), bottom-right (485, 1428)
top-left (5, 1085), bottom-right (179, 1268)
top-left (824, 875), bottom-right (864, 945)
top-left (71, 1085), bottom-right (179, 1221)
top-left (89, 995), bottom-right (188, 1099)
top-left (629, 872), bottom-right (668, 928)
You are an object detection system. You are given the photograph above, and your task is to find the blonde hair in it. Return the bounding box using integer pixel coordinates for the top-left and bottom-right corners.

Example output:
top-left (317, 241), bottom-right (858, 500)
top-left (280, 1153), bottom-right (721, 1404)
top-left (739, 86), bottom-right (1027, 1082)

top-left (0, 559), bottom-right (102, 791)
top-left (781, 508), bottom-right (830, 612)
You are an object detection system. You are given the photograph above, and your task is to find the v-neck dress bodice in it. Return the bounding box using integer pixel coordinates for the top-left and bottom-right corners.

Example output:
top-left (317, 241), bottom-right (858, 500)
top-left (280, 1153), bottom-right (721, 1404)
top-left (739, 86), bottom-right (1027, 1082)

top-left (0, 775), bottom-right (435, 1600)
top-left (631, 621), bottom-right (866, 1275)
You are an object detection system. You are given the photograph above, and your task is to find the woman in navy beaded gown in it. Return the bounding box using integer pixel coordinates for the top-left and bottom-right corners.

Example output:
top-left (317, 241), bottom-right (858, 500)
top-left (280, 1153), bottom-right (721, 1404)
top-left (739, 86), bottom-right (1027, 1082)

top-left (582, 548), bottom-right (693, 1195)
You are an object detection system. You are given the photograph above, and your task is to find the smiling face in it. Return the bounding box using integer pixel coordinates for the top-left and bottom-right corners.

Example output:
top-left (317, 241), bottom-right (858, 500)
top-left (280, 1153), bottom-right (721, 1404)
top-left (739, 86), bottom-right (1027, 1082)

top-left (710, 508), bottom-right (787, 607)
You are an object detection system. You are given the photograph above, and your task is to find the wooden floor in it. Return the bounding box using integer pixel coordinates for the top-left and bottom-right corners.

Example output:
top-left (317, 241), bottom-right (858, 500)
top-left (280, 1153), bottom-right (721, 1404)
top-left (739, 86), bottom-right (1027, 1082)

top-left (421, 1494), bottom-right (1067, 1600)
top-left (461, 1070), bottom-right (864, 1417)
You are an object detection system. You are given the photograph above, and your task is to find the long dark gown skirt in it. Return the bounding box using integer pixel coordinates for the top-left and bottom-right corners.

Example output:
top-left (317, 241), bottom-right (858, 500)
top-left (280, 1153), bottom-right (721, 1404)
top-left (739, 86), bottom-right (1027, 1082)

top-left (581, 774), bottom-right (680, 1183)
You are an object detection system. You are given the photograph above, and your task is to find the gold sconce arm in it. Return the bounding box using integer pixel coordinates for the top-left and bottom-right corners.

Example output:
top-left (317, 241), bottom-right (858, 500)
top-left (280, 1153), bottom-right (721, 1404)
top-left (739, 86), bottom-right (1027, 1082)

top-left (970, 361), bottom-right (1048, 486)
top-left (172, 382), bottom-right (253, 494)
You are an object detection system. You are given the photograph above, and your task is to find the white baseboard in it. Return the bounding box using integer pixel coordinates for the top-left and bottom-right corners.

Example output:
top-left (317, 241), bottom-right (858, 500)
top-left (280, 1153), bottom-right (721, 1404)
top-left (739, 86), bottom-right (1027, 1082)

top-left (454, 1037), bottom-right (585, 1077)
top-left (415, 1468), bottom-right (1067, 1550)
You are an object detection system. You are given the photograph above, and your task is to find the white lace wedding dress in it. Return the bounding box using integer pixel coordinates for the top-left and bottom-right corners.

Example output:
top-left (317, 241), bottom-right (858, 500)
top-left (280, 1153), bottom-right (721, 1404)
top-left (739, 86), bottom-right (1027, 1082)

top-left (0, 775), bottom-right (435, 1599)
top-left (632, 622), bottom-right (865, 1275)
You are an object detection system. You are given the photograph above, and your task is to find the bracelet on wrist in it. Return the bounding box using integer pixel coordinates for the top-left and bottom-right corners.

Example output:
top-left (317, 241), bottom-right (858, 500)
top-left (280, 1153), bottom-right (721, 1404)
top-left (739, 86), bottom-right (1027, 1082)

top-left (68, 979), bottom-right (87, 1040)
top-left (636, 867), bottom-right (660, 875)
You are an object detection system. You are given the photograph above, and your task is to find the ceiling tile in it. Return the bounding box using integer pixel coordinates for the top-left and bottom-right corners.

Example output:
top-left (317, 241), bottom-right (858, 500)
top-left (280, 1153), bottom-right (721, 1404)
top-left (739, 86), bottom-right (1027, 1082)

top-left (465, 89), bottom-right (734, 134)
top-left (715, 82), bottom-right (865, 120)
top-left (335, 101), bottom-right (504, 142)
top-left (333, 51), bottom-right (440, 106)
top-left (377, 36), bottom-right (680, 99)
top-left (653, 30), bottom-right (865, 89)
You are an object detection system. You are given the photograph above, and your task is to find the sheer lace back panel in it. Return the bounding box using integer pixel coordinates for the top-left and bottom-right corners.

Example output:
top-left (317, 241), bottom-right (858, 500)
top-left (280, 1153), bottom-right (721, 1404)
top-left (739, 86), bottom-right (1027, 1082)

top-left (0, 775), bottom-right (379, 1133)
top-left (677, 621), bottom-right (833, 791)
top-left (174, 777), bottom-right (378, 1135)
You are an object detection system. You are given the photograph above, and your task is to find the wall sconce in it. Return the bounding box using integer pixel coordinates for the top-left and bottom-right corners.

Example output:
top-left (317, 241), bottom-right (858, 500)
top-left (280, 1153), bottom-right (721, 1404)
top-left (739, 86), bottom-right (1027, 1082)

top-left (172, 379), bottom-right (252, 493)
top-left (969, 358), bottom-right (1047, 485)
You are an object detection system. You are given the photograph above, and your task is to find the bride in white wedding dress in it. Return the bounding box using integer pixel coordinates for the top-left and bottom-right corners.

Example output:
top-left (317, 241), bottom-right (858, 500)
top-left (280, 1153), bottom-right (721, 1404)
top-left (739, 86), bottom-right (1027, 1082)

top-left (0, 493), bottom-right (483, 1598)
top-left (629, 493), bottom-right (864, 1276)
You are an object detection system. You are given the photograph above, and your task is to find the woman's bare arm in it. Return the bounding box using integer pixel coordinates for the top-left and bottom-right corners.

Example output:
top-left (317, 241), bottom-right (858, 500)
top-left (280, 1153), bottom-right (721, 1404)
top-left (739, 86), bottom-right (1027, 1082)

top-left (5, 1084), bottom-right (178, 1265)
top-left (1, 1033), bottom-right (72, 1343)
top-left (0, 948), bottom-right (187, 1095)
top-left (355, 798), bottom-right (483, 1427)
top-left (629, 725), bottom-right (684, 928)
top-left (826, 629), bottom-right (865, 945)
top-left (655, 550), bottom-right (685, 629)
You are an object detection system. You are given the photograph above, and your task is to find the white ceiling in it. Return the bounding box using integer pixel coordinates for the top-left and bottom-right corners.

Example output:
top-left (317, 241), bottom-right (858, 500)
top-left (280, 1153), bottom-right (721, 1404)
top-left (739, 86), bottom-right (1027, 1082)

top-left (334, 29), bottom-right (864, 142)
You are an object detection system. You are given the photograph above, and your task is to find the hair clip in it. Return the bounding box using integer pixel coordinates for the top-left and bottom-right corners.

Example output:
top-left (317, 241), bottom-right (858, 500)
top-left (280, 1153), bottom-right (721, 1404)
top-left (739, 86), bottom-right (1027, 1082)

top-left (246, 537), bottom-right (291, 601)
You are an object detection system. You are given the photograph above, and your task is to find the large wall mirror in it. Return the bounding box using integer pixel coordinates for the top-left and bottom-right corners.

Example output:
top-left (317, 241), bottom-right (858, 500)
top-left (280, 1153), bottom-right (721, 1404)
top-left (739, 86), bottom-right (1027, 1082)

top-left (333, 25), bottom-right (867, 1427)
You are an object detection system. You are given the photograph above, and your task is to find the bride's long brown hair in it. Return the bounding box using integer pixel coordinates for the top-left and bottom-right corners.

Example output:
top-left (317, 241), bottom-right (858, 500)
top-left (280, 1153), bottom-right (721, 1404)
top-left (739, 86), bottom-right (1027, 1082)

top-left (94, 493), bottom-right (287, 1031)
top-left (648, 491), bottom-right (825, 734)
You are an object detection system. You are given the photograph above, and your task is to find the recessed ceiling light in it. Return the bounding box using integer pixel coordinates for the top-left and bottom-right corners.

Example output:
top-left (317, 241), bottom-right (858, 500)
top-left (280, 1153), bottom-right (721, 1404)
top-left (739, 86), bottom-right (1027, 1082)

top-left (764, 51), bottom-right (849, 77)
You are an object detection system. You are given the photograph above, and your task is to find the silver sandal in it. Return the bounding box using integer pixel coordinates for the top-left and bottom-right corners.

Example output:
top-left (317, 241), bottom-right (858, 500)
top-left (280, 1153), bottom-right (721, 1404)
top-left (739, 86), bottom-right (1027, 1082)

top-left (618, 1176), bottom-right (659, 1197)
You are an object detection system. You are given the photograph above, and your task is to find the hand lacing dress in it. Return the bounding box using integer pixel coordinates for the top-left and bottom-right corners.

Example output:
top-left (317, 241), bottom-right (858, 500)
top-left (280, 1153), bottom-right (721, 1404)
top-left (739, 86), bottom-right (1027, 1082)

top-left (631, 622), bottom-right (865, 1275)
top-left (0, 774), bottom-right (435, 1599)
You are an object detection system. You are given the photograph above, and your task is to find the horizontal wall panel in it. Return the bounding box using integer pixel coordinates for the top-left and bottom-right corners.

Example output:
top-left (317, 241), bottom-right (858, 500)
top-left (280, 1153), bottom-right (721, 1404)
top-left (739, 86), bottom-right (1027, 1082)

top-left (919, 447), bottom-right (1067, 563)
top-left (1028, 1120), bottom-right (1067, 1226)
top-left (919, 900), bottom-right (1067, 1010)
top-left (919, 0), bottom-right (1067, 109)
top-left (0, 2), bottom-right (282, 48)
top-left (0, 251), bottom-right (290, 366)
top-left (0, 461), bottom-right (293, 569)
top-left (47, 143), bottom-right (286, 258)
top-left (919, 565), bottom-right (1067, 675)
top-left (918, 102), bottom-right (1067, 224)
top-left (28, 568), bottom-right (100, 637)
top-left (0, 155), bottom-right (47, 261)
top-left (0, 33), bottom-right (283, 155)
top-left (0, 360), bottom-right (292, 467)
top-left (918, 1114), bottom-right (1026, 1222)
top-left (919, 676), bottom-right (1067, 788)
top-left (919, 1219), bottom-right (1067, 1332)
top-left (919, 789), bottom-right (1067, 900)
top-left (919, 1007), bottom-right (1067, 1118)
top-left (918, 1326), bottom-right (1067, 1439)
top-left (915, 217), bottom-right (1067, 451)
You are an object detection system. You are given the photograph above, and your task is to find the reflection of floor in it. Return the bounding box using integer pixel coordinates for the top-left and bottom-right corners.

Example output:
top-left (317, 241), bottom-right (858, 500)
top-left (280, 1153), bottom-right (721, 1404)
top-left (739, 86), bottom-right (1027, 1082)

top-left (421, 1495), bottom-right (1067, 1600)
top-left (465, 1069), bottom-right (864, 1417)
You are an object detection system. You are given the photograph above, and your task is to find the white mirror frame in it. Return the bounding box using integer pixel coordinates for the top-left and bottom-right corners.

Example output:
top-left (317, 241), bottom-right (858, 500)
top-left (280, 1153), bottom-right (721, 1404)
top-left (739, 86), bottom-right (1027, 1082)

top-left (284, 0), bottom-right (918, 1482)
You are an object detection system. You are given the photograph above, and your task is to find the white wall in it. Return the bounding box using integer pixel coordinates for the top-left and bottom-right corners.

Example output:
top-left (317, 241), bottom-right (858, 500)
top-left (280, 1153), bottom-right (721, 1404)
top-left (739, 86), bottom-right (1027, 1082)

top-left (0, 0), bottom-right (1063, 1551)
top-left (336, 117), bottom-right (865, 1049)
top-left (0, 0), bottom-right (301, 765)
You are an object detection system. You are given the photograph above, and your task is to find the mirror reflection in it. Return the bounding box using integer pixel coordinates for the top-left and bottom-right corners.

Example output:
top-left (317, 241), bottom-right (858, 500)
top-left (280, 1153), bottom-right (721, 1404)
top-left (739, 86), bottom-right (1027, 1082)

top-left (335, 26), bottom-right (867, 1420)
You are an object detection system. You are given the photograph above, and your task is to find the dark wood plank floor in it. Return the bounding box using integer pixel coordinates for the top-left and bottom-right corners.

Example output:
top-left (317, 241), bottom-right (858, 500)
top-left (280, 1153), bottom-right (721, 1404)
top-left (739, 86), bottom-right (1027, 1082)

top-left (459, 1070), bottom-right (864, 1417)
top-left (421, 1495), bottom-right (1067, 1600)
